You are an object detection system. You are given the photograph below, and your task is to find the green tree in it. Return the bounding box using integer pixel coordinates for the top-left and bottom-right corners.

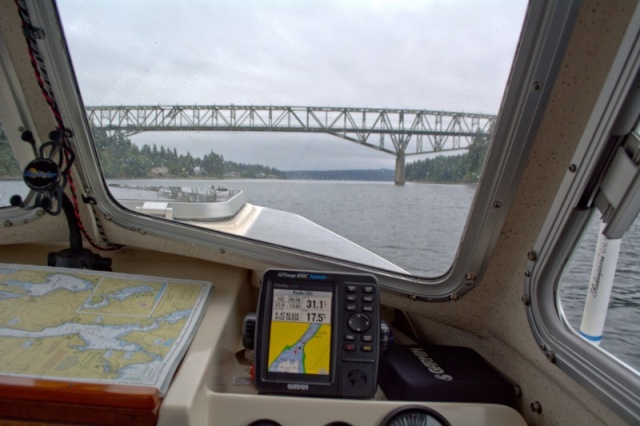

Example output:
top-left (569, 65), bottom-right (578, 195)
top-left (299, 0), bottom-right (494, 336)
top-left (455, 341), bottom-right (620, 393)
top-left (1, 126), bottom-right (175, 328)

top-left (0, 124), bottom-right (22, 177)
top-left (406, 133), bottom-right (491, 184)
top-left (202, 151), bottom-right (224, 178)
top-left (462, 132), bottom-right (490, 183)
top-left (92, 128), bottom-right (149, 178)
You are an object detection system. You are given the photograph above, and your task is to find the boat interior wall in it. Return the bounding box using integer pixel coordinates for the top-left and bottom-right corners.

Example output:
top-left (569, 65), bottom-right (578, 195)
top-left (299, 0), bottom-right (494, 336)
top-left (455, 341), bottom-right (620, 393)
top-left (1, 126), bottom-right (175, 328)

top-left (1, 212), bottom-right (68, 246)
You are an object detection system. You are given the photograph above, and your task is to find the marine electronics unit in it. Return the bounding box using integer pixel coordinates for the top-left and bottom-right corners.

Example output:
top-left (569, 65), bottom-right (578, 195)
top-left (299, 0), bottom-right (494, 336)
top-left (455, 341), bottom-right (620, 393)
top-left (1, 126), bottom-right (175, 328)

top-left (243, 270), bottom-right (387, 399)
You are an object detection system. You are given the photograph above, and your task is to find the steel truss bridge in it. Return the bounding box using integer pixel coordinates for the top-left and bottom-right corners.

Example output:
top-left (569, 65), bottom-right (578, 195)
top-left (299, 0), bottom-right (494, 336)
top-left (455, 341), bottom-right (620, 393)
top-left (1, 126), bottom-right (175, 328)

top-left (86, 105), bottom-right (496, 184)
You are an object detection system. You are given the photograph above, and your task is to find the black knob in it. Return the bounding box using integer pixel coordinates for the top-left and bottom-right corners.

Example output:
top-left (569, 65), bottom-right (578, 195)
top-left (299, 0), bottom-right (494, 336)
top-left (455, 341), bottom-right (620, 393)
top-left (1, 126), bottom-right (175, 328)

top-left (347, 313), bottom-right (370, 333)
top-left (380, 320), bottom-right (391, 353)
top-left (243, 313), bottom-right (257, 350)
top-left (10, 194), bottom-right (23, 207)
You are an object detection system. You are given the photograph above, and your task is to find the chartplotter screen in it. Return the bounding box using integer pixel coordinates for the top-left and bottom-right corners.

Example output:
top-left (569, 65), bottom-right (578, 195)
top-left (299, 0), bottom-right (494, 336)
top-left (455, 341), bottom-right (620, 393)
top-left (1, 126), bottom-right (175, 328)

top-left (267, 287), bottom-right (333, 375)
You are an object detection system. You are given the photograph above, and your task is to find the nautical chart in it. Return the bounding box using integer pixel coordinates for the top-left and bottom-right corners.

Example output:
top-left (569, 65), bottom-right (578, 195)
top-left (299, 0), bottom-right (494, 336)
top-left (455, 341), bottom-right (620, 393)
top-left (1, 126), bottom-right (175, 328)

top-left (268, 288), bottom-right (332, 375)
top-left (0, 263), bottom-right (211, 395)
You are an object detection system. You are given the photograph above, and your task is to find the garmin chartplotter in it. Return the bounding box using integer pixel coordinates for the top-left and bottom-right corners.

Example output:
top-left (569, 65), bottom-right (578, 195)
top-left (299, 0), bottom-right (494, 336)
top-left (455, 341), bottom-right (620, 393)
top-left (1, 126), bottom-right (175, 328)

top-left (243, 270), bottom-right (385, 399)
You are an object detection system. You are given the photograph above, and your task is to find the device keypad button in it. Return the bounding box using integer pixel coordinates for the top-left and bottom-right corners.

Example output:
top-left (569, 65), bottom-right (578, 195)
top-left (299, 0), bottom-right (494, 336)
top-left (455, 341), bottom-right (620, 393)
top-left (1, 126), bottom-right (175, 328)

top-left (362, 286), bottom-right (374, 293)
top-left (346, 294), bottom-right (357, 302)
top-left (362, 294), bottom-right (374, 303)
top-left (361, 345), bottom-right (373, 352)
top-left (344, 334), bottom-right (356, 341)
top-left (346, 285), bottom-right (358, 292)
top-left (361, 334), bottom-right (373, 342)
top-left (344, 343), bottom-right (356, 351)
top-left (347, 313), bottom-right (371, 333)
top-left (346, 304), bottom-right (357, 312)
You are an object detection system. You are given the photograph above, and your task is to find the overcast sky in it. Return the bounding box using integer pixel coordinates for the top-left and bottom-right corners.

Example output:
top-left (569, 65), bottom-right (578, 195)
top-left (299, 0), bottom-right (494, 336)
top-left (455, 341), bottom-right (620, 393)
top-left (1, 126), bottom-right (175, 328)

top-left (57, 0), bottom-right (528, 171)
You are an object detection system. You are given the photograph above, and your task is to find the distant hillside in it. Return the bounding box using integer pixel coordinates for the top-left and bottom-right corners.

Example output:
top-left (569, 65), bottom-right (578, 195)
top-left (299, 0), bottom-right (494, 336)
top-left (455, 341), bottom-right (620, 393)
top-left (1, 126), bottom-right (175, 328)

top-left (284, 169), bottom-right (394, 181)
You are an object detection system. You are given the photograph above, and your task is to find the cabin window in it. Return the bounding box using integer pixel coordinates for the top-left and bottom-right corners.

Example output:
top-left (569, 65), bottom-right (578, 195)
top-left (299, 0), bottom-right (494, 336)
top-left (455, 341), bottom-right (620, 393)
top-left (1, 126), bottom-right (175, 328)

top-left (50, 0), bottom-right (527, 279)
top-left (559, 212), bottom-right (640, 374)
top-left (0, 122), bottom-right (27, 208)
top-left (559, 119), bottom-right (640, 374)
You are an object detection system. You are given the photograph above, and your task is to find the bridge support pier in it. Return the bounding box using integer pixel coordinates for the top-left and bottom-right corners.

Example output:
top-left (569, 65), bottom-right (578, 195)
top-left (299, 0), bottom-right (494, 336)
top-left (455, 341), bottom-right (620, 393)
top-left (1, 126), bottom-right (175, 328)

top-left (395, 152), bottom-right (405, 186)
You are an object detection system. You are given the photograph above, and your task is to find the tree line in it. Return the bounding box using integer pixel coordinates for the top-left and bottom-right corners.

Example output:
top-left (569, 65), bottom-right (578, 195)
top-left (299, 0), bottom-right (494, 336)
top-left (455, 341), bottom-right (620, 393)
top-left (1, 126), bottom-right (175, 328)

top-left (92, 128), bottom-right (285, 179)
top-left (0, 126), bottom-right (284, 179)
top-left (405, 134), bottom-right (490, 183)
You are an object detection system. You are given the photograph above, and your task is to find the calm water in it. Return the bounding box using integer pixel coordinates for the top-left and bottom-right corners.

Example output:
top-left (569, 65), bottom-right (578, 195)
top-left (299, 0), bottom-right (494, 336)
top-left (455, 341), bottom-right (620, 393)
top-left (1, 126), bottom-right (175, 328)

top-left (1, 178), bottom-right (638, 370)
top-left (228, 179), bottom-right (474, 277)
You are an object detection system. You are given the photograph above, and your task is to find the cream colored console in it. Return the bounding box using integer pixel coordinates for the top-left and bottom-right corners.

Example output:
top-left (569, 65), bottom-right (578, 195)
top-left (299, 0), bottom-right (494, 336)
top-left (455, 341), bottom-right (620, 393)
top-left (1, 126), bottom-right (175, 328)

top-left (0, 244), bottom-right (525, 426)
top-left (152, 258), bottom-right (526, 426)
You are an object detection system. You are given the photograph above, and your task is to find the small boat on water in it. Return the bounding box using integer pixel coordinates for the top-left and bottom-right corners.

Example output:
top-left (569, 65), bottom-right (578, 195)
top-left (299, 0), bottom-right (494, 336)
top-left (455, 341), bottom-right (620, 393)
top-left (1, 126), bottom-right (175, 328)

top-left (109, 184), bottom-right (246, 221)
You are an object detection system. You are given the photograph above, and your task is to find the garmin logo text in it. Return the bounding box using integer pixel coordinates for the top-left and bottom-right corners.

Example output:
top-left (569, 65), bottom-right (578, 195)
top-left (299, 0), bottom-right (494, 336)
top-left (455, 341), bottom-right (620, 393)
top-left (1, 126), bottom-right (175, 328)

top-left (287, 383), bottom-right (309, 391)
top-left (409, 347), bottom-right (453, 381)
